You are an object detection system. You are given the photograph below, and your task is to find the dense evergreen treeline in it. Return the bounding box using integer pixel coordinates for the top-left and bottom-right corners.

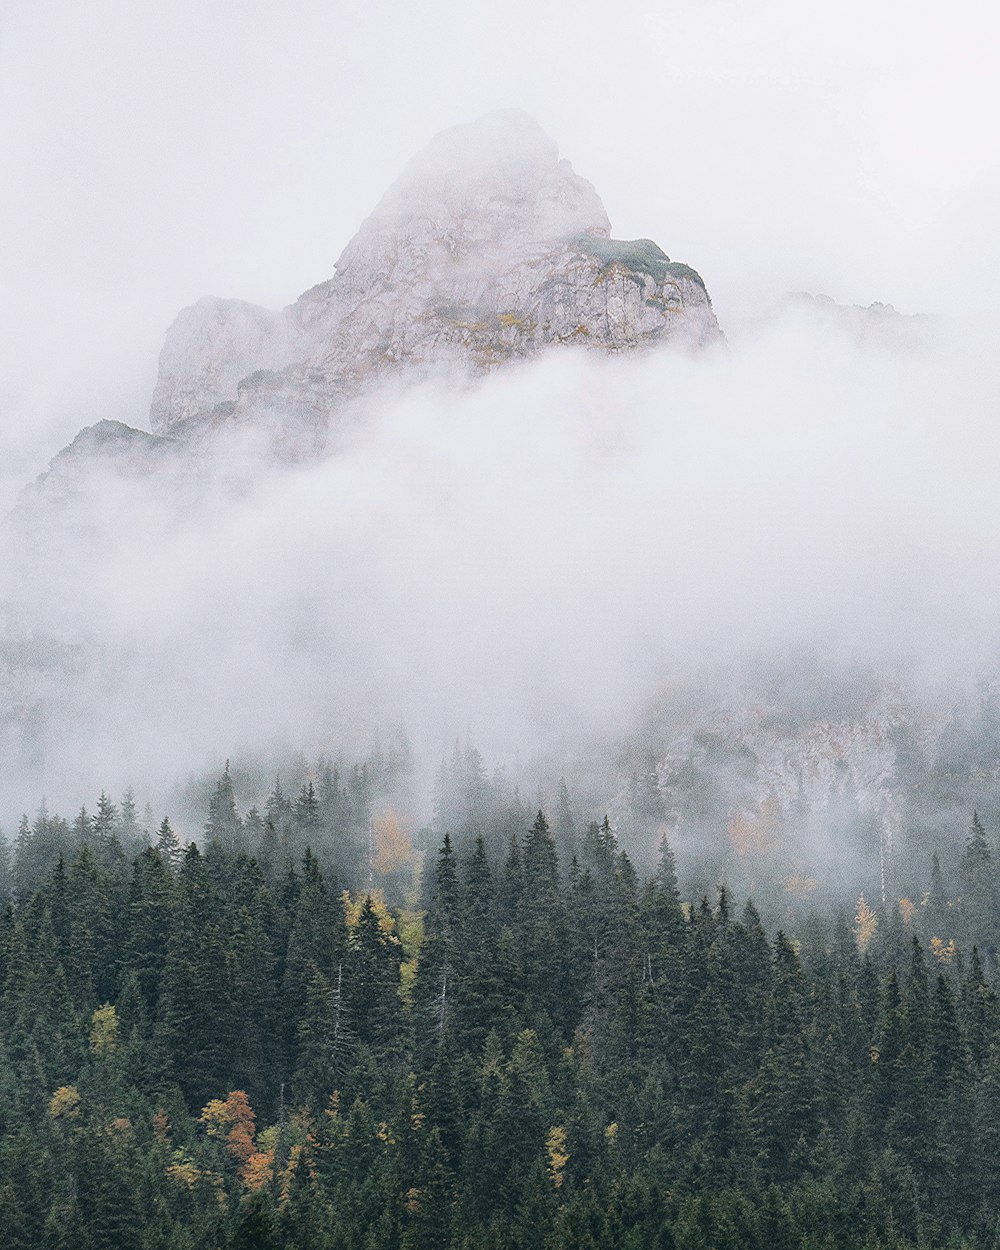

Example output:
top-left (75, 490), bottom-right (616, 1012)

top-left (4, 758), bottom-right (1000, 1247)
top-left (2, 747), bottom-right (407, 907)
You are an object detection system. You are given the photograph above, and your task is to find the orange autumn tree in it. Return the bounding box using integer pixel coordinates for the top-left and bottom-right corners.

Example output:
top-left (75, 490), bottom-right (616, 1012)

top-left (242, 1125), bottom-right (279, 1192)
top-left (199, 1090), bottom-right (256, 1167)
top-left (241, 1148), bottom-right (275, 1193)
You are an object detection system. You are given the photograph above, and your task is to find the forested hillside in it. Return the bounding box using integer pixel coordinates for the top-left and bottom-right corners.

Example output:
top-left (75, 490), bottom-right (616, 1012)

top-left (2, 758), bottom-right (1000, 1249)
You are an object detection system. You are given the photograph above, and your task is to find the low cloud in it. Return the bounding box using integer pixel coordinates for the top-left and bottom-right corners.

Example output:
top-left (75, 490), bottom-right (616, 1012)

top-left (2, 301), bottom-right (998, 821)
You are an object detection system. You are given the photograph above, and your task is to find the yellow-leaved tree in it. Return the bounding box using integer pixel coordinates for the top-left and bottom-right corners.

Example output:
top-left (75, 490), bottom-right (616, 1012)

top-left (930, 936), bottom-right (957, 966)
top-left (546, 1126), bottom-right (569, 1190)
top-left (49, 1085), bottom-right (81, 1120)
top-left (854, 894), bottom-right (878, 953)
top-left (89, 1003), bottom-right (119, 1056)
top-left (373, 809), bottom-right (417, 878)
top-left (341, 890), bottom-right (398, 940)
top-left (728, 794), bottom-right (783, 859)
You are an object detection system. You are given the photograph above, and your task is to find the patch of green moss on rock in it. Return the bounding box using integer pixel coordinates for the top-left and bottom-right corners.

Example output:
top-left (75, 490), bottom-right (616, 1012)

top-left (574, 234), bottom-right (706, 293)
top-left (662, 261), bottom-right (706, 292)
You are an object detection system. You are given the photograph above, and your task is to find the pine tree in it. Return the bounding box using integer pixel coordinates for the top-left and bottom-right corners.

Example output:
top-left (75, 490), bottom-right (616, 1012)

top-left (124, 847), bottom-right (175, 1013)
top-left (117, 788), bottom-right (142, 849)
top-left (230, 1194), bottom-right (279, 1250)
top-left (156, 845), bottom-right (237, 1106)
top-left (294, 781), bottom-right (320, 844)
top-left (926, 851), bottom-right (950, 938)
top-left (349, 896), bottom-right (402, 1055)
top-left (959, 811), bottom-right (996, 951)
top-left (294, 967), bottom-right (344, 1107)
top-left (519, 812), bottom-right (566, 1028)
top-left (66, 847), bottom-right (117, 1004)
top-left (498, 832), bottom-right (523, 924)
top-left (0, 835), bottom-right (12, 907)
top-left (264, 776), bottom-right (292, 846)
top-left (92, 793), bottom-right (118, 847)
top-left (747, 933), bottom-right (816, 1181)
top-left (413, 836), bottom-right (461, 1061)
top-left (205, 761), bottom-right (242, 852)
top-left (455, 835), bottom-right (503, 1050)
top-left (407, 1126), bottom-right (456, 1247)
top-left (960, 945), bottom-right (992, 1072)
top-left (154, 817), bottom-right (182, 873)
top-left (553, 779), bottom-right (578, 874)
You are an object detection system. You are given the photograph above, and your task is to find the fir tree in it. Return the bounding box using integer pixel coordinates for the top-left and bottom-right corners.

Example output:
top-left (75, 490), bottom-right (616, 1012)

top-left (204, 761), bottom-right (242, 852)
top-left (154, 817), bottom-right (182, 872)
top-left (960, 811), bottom-right (997, 951)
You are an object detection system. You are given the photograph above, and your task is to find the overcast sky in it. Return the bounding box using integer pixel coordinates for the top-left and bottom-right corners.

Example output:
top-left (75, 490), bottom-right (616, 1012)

top-left (2, 0), bottom-right (999, 504)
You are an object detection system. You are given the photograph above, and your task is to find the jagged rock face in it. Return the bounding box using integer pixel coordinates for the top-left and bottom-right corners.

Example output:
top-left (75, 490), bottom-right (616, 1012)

top-left (625, 664), bottom-right (960, 899)
top-left (15, 421), bottom-right (177, 510)
top-left (149, 298), bottom-right (295, 433)
top-left (4, 421), bottom-right (185, 586)
top-left (150, 110), bottom-right (721, 436)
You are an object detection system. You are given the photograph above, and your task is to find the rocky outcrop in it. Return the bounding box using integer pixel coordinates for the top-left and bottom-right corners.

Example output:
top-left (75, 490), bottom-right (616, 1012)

top-left (149, 298), bottom-right (295, 433)
top-left (150, 110), bottom-right (722, 438)
top-left (16, 420), bottom-right (177, 505)
top-left (3, 421), bottom-right (184, 579)
top-left (782, 292), bottom-right (934, 350)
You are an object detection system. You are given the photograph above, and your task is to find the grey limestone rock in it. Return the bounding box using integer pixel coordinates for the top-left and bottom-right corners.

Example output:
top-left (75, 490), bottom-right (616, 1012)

top-left (150, 297), bottom-right (295, 434)
top-left (150, 110), bottom-right (722, 438)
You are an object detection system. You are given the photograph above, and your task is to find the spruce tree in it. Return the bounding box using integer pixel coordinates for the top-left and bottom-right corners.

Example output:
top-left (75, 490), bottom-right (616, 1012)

top-left (204, 761), bottom-right (242, 852)
top-left (960, 811), bottom-right (996, 950)
top-left (154, 817), bottom-right (182, 873)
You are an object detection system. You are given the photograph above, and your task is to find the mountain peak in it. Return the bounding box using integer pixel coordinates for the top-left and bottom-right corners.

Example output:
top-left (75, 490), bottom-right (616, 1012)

top-left (394, 109), bottom-right (567, 190)
top-left (149, 113), bottom-right (721, 437)
top-left (338, 110), bottom-right (611, 272)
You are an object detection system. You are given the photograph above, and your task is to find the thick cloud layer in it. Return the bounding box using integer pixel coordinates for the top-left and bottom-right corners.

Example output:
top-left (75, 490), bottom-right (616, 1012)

top-left (3, 301), bottom-right (998, 819)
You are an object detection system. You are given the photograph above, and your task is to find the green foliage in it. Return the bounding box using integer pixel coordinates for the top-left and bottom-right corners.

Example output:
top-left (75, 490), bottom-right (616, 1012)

top-left (5, 765), bottom-right (1000, 1247)
top-left (574, 234), bottom-right (708, 292)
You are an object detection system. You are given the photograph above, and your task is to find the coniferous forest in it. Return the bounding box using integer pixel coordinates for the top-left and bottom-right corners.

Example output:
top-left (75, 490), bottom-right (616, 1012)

top-left (3, 751), bottom-right (1000, 1250)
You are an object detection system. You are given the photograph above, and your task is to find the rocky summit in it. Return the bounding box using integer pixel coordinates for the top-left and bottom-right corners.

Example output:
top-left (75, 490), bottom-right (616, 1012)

top-left (149, 110), bottom-right (721, 442)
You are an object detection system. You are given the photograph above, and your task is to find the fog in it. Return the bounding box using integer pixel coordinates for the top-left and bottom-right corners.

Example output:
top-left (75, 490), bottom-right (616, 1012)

top-left (2, 301), bottom-right (999, 818)
top-left (2, 1), bottom-right (1000, 835)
